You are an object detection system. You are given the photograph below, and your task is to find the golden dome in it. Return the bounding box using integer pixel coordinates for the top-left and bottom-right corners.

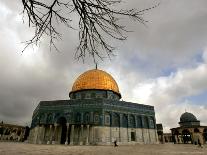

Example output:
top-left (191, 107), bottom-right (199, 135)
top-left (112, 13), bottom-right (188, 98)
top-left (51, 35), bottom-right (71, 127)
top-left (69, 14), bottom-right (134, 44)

top-left (70, 69), bottom-right (120, 96)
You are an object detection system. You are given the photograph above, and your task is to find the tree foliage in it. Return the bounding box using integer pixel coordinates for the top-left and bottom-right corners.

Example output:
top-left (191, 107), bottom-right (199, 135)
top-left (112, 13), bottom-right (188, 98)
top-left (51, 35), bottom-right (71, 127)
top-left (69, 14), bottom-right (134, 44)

top-left (22, 0), bottom-right (158, 63)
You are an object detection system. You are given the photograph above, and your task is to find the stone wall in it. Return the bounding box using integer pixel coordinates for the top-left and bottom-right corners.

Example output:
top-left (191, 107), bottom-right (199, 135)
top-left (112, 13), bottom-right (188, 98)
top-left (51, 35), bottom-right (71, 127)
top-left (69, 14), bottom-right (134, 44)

top-left (0, 123), bottom-right (27, 142)
top-left (29, 125), bottom-right (158, 145)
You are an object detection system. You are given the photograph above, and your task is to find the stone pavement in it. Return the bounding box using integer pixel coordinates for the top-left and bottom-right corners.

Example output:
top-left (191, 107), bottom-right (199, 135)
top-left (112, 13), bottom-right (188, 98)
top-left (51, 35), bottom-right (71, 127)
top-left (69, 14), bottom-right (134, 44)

top-left (0, 142), bottom-right (206, 155)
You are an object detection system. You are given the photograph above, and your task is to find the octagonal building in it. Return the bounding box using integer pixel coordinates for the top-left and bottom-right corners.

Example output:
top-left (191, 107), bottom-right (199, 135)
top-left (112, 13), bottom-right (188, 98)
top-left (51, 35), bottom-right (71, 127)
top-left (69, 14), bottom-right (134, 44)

top-left (28, 69), bottom-right (158, 145)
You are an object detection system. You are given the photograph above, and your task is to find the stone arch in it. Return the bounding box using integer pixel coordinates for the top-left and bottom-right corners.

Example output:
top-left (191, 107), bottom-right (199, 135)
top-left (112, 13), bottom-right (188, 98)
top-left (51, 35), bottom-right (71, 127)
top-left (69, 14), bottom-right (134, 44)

top-left (129, 115), bottom-right (136, 128)
top-left (112, 113), bottom-right (120, 127)
top-left (194, 128), bottom-right (199, 133)
top-left (182, 129), bottom-right (192, 144)
top-left (17, 129), bottom-right (22, 136)
top-left (122, 114), bottom-right (128, 128)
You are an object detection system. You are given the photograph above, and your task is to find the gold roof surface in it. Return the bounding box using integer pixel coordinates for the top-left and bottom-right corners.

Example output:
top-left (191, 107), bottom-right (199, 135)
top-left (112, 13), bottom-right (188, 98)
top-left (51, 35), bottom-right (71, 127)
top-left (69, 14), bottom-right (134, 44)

top-left (70, 69), bottom-right (120, 95)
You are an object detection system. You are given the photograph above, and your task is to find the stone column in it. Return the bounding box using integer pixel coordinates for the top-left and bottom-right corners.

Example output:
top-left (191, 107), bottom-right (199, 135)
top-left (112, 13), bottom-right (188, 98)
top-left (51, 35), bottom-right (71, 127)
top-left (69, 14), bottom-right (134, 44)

top-left (19, 129), bottom-right (23, 142)
top-left (52, 123), bottom-right (58, 144)
top-left (38, 125), bottom-right (43, 144)
top-left (3, 128), bottom-right (7, 140)
top-left (127, 114), bottom-right (130, 142)
top-left (65, 123), bottom-right (70, 145)
top-left (35, 125), bottom-right (40, 144)
top-left (147, 117), bottom-right (151, 143)
top-left (141, 116), bottom-right (145, 143)
top-left (81, 113), bottom-right (84, 124)
top-left (80, 125), bottom-right (83, 145)
top-left (47, 125), bottom-right (53, 144)
top-left (86, 125), bottom-right (90, 145)
top-left (119, 114), bottom-right (122, 142)
top-left (135, 116), bottom-right (138, 142)
top-left (198, 128), bottom-right (204, 145)
top-left (154, 117), bottom-right (159, 143)
top-left (174, 135), bottom-right (178, 144)
top-left (110, 113), bottom-right (112, 143)
top-left (42, 125), bottom-right (46, 143)
top-left (162, 133), bottom-right (165, 144)
top-left (91, 125), bottom-right (94, 144)
top-left (70, 125), bottom-right (74, 145)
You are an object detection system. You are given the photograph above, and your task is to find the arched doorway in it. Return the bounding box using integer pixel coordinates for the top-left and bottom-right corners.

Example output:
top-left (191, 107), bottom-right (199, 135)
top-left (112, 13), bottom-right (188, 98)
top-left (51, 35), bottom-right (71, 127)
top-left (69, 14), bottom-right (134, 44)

top-left (57, 117), bottom-right (67, 144)
top-left (182, 129), bottom-right (192, 144)
top-left (122, 114), bottom-right (128, 128)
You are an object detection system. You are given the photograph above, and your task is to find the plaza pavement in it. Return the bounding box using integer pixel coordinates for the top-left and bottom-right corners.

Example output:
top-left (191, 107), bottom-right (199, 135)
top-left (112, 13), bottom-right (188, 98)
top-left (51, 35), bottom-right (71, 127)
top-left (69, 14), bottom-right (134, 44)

top-left (0, 142), bottom-right (206, 155)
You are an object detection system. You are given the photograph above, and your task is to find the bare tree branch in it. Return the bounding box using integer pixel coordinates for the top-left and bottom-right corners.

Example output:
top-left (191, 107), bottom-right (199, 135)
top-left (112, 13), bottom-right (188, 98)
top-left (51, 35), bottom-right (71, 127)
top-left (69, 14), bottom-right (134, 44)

top-left (21, 0), bottom-right (159, 63)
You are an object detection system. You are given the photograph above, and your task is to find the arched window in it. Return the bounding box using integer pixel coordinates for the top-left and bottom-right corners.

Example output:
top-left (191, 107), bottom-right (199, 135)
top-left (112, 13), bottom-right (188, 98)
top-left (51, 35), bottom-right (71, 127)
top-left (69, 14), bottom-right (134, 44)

top-left (46, 113), bottom-right (53, 124)
top-left (84, 113), bottom-right (90, 123)
top-left (137, 116), bottom-right (142, 128)
top-left (104, 112), bottom-right (110, 126)
top-left (122, 114), bottom-right (128, 128)
top-left (143, 116), bottom-right (149, 128)
top-left (94, 113), bottom-right (100, 124)
top-left (76, 112), bottom-right (81, 123)
top-left (112, 113), bottom-right (120, 127)
top-left (149, 117), bottom-right (155, 129)
top-left (39, 114), bottom-right (45, 124)
top-left (129, 115), bottom-right (136, 128)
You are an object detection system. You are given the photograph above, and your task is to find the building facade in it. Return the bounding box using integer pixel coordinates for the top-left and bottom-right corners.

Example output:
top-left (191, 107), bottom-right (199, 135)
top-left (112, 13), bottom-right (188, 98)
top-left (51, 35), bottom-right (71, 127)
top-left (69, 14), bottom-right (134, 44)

top-left (0, 122), bottom-right (29, 142)
top-left (171, 112), bottom-right (207, 145)
top-left (156, 124), bottom-right (173, 143)
top-left (28, 69), bottom-right (158, 145)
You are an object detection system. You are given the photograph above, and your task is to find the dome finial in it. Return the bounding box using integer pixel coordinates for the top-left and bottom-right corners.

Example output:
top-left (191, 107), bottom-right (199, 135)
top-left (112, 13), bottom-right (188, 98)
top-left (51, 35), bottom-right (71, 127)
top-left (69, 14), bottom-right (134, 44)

top-left (95, 63), bottom-right (98, 70)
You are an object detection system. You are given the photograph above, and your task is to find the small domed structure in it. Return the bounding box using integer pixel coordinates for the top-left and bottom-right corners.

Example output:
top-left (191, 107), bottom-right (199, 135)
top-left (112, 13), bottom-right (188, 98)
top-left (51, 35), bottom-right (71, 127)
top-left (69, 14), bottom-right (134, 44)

top-left (180, 112), bottom-right (198, 122)
top-left (171, 111), bottom-right (207, 145)
top-left (179, 112), bottom-right (200, 127)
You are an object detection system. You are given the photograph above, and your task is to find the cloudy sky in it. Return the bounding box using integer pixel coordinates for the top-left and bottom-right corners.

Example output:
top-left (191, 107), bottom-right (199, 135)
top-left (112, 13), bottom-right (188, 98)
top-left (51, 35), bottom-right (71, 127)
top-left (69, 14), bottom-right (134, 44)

top-left (0, 0), bottom-right (207, 132)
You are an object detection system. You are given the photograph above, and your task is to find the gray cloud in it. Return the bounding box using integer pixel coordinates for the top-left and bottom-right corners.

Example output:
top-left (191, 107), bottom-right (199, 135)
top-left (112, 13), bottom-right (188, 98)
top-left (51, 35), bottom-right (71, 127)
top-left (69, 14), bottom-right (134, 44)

top-left (0, 0), bottom-right (207, 131)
